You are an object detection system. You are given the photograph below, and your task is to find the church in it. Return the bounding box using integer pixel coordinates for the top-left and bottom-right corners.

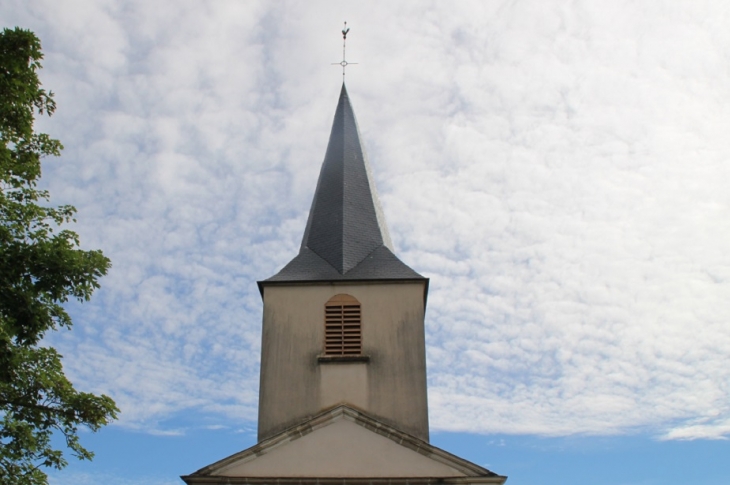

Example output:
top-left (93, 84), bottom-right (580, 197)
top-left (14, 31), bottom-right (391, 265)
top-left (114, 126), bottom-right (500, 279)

top-left (181, 83), bottom-right (507, 484)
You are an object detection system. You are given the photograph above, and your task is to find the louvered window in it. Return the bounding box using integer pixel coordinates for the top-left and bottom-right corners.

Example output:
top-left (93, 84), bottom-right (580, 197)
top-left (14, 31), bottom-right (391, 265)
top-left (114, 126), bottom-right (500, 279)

top-left (324, 294), bottom-right (362, 355)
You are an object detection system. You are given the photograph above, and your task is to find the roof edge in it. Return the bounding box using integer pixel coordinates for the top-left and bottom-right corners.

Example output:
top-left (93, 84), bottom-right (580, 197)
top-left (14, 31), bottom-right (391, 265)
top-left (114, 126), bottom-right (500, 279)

top-left (257, 278), bottom-right (430, 307)
top-left (181, 476), bottom-right (507, 484)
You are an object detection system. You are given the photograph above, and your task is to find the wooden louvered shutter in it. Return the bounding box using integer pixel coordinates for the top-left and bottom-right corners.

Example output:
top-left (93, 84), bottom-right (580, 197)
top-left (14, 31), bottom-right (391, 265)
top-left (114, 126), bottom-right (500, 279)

top-left (324, 294), bottom-right (362, 355)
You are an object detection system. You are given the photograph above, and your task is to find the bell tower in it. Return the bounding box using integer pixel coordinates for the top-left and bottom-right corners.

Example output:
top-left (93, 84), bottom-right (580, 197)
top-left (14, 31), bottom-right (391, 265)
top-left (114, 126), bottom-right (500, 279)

top-left (182, 80), bottom-right (505, 485)
top-left (256, 84), bottom-right (430, 442)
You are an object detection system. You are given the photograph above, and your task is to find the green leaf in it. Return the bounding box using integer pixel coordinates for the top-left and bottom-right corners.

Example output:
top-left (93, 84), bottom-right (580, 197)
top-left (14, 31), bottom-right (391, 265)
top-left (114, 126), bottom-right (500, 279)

top-left (0, 27), bottom-right (118, 485)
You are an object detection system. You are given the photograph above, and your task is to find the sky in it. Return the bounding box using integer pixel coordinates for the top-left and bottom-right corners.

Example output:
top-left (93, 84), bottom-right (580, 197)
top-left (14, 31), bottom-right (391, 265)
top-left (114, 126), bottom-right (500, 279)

top-left (2, 1), bottom-right (730, 484)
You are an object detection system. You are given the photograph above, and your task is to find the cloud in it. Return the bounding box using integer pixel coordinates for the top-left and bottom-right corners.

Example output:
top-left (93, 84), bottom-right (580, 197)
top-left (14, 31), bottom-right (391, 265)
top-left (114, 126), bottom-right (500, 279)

top-left (3, 0), bottom-right (729, 440)
top-left (661, 418), bottom-right (730, 441)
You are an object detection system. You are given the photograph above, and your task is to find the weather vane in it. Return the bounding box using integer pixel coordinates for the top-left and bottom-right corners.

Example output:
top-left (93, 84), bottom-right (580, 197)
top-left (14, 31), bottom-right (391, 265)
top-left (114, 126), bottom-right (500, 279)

top-left (332, 21), bottom-right (357, 78)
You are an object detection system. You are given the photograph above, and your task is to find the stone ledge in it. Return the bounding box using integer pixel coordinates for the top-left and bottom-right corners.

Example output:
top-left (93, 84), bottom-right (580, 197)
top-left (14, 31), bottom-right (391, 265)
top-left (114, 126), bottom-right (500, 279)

top-left (317, 355), bottom-right (370, 364)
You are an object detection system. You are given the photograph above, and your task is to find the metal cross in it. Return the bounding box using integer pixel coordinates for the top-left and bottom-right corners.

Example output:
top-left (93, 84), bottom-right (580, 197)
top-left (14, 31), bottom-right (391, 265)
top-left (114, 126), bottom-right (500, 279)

top-left (332, 21), bottom-right (357, 77)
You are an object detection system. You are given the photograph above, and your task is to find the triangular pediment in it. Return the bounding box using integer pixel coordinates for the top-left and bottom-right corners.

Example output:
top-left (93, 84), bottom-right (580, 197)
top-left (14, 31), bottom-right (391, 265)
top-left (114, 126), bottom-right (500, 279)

top-left (182, 406), bottom-right (505, 484)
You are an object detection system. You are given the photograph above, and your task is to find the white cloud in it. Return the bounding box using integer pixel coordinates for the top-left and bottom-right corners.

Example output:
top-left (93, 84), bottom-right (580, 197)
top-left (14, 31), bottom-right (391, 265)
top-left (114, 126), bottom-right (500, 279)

top-left (3, 0), bottom-right (729, 440)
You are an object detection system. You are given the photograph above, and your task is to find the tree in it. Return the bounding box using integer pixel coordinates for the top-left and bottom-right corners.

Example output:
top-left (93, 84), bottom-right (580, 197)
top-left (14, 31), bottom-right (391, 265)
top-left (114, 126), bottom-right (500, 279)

top-left (0, 27), bottom-right (118, 484)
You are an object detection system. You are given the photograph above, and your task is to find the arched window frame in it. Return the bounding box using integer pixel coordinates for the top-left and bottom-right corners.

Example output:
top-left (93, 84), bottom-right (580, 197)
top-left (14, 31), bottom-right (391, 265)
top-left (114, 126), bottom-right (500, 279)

top-left (324, 294), bottom-right (362, 356)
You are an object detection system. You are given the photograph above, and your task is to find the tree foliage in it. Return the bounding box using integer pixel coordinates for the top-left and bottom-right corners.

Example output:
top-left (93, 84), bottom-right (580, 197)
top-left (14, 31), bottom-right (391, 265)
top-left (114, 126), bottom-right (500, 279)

top-left (0, 27), bottom-right (118, 484)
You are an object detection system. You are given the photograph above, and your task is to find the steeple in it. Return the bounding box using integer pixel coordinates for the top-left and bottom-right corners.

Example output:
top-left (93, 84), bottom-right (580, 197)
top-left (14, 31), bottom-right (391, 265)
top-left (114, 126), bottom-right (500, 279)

top-left (264, 84), bottom-right (424, 283)
top-left (253, 81), bottom-right (430, 444)
top-left (184, 75), bottom-right (506, 485)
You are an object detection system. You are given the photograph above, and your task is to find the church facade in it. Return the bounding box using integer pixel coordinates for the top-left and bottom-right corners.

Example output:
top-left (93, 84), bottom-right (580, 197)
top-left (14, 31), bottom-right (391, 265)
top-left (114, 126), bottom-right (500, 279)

top-left (181, 85), bottom-right (506, 484)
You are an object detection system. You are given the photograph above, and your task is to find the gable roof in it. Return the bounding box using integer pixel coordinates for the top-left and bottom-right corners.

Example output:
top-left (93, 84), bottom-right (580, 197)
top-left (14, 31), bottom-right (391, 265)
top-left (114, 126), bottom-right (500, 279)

top-left (262, 84), bottom-right (425, 287)
top-left (182, 405), bottom-right (506, 484)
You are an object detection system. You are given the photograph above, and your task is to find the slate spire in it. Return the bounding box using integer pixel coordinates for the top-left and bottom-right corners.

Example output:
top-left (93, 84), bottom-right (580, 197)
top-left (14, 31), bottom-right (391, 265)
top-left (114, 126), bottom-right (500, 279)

top-left (301, 83), bottom-right (393, 272)
top-left (263, 84), bottom-right (423, 283)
